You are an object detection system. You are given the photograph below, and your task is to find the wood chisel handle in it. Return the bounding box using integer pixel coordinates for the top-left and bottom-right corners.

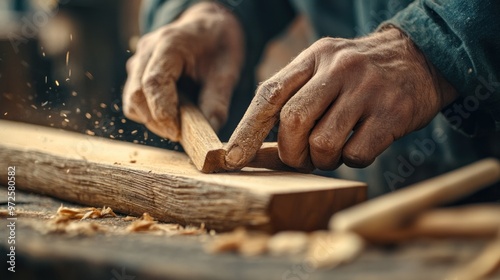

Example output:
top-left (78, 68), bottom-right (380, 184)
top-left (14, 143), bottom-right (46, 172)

top-left (329, 158), bottom-right (500, 236)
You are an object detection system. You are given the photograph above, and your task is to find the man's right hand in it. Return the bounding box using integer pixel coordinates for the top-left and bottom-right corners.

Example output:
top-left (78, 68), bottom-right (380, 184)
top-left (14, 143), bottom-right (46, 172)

top-left (123, 2), bottom-right (244, 141)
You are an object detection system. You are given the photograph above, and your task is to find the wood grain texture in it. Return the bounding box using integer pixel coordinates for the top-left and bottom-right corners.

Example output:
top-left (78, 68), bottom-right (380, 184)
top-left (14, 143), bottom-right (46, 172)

top-left (0, 120), bottom-right (366, 232)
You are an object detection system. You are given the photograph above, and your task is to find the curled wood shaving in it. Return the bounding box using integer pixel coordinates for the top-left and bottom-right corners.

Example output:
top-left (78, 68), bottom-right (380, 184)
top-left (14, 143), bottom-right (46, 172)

top-left (125, 213), bottom-right (207, 236)
top-left (41, 205), bottom-right (116, 236)
top-left (306, 231), bottom-right (365, 269)
top-left (126, 213), bottom-right (159, 232)
top-left (54, 205), bottom-right (117, 223)
top-left (267, 231), bottom-right (309, 256)
top-left (123, 216), bottom-right (137, 221)
top-left (180, 223), bottom-right (207, 236)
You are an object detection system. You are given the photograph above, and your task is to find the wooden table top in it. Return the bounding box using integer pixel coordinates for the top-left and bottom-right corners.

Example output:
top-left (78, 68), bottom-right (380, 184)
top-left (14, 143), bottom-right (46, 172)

top-left (0, 188), bottom-right (495, 280)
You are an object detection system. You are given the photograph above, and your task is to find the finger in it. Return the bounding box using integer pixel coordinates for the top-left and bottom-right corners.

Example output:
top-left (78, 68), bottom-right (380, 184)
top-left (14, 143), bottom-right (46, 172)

top-left (224, 49), bottom-right (316, 170)
top-left (309, 93), bottom-right (364, 170)
top-left (342, 117), bottom-right (395, 168)
top-left (123, 36), bottom-right (155, 124)
top-left (141, 41), bottom-right (185, 141)
top-left (277, 75), bottom-right (341, 171)
top-left (198, 48), bottom-right (242, 132)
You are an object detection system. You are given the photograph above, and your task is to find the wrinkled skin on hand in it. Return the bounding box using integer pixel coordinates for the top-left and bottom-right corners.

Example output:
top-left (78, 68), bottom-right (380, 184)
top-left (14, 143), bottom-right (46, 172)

top-left (225, 27), bottom-right (458, 172)
top-left (123, 2), bottom-right (244, 141)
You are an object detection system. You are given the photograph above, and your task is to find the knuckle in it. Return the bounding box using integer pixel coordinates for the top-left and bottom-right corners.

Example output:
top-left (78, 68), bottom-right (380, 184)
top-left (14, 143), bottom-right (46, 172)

top-left (279, 151), bottom-right (305, 171)
top-left (136, 35), bottom-right (152, 51)
top-left (311, 37), bottom-right (352, 53)
top-left (141, 73), bottom-right (164, 92)
top-left (157, 25), bottom-right (179, 38)
top-left (256, 80), bottom-right (284, 106)
top-left (342, 147), bottom-right (373, 168)
top-left (309, 134), bottom-right (339, 154)
top-left (335, 49), bottom-right (367, 70)
top-left (311, 37), bottom-right (337, 51)
top-left (280, 103), bottom-right (310, 128)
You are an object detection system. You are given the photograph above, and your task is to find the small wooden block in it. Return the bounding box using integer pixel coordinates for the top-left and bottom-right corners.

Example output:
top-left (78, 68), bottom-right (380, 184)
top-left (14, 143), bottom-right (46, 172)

top-left (178, 100), bottom-right (293, 173)
top-left (0, 120), bottom-right (366, 232)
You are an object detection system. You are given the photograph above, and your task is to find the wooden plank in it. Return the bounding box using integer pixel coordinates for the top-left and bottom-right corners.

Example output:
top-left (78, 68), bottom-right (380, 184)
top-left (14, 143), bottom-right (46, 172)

top-left (1, 190), bottom-right (490, 280)
top-left (1, 206), bottom-right (489, 280)
top-left (0, 120), bottom-right (366, 232)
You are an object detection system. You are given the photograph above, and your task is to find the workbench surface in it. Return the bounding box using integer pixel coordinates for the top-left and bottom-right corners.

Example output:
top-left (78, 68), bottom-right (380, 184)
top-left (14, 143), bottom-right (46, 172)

top-left (0, 189), bottom-right (496, 280)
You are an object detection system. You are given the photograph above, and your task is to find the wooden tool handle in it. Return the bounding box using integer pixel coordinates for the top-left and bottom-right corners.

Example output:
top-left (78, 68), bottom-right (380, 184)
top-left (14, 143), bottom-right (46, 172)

top-left (329, 158), bottom-right (500, 236)
top-left (179, 100), bottom-right (290, 173)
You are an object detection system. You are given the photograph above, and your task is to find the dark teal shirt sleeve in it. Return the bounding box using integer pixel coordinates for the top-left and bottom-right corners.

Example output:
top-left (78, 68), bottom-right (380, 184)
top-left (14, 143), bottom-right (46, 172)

top-left (216, 0), bottom-right (296, 69)
top-left (141, 0), bottom-right (200, 32)
top-left (384, 0), bottom-right (500, 136)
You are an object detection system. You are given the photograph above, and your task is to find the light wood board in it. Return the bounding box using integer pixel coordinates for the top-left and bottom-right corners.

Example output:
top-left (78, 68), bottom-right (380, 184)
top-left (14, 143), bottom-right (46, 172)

top-left (0, 120), bottom-right (366, 231)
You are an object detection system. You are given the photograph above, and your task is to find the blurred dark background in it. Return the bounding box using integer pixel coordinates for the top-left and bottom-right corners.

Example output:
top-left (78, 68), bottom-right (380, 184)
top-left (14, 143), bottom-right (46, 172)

top-left (0, 0), bottom-right (179, 148)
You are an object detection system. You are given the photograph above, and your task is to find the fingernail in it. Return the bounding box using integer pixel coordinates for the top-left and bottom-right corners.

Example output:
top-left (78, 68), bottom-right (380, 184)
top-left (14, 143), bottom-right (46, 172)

top-left (225, 146), bottom-right (243, 168)
top-left (209, 116), bottom-right (221, 132)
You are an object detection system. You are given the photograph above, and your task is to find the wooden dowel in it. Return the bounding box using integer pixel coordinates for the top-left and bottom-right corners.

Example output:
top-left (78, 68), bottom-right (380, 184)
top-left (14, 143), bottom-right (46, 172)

top-left (329, 158), bottom-right (500, 236)
top-left (365, 205), bottom-right (500, 242)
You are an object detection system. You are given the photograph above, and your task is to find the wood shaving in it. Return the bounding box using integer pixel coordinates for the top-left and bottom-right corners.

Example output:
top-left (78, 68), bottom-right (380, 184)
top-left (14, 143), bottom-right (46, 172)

top-left (306, 231), bottom-right (364, 269)
top-left (239, 233), bottom-right (269, 257)
top-left (267, 231), bottom-right (309, 256)
top-left (180, 223), bottom-right (207, 236)
top-left (126, 213), bottom-right (206, 236)
top-left (54, 205), bottom-right (117, 222)
top-left (207, 227), bottom-right (269, 256)
top-left (126, 219), bottom-right (158, 232)
top-left (207, 227), bottom-right (249, 253)
top-left (38, 205), bottom-right (116, 236)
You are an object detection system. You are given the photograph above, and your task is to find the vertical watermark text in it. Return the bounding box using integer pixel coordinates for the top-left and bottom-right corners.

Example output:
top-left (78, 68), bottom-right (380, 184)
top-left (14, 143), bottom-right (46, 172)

top-left (6, 166), bottom-right (17, 273)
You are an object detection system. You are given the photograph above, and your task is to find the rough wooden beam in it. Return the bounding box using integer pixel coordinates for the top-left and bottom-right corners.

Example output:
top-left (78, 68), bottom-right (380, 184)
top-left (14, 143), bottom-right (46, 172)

top-left (0, 120), bottom-right (366, 232)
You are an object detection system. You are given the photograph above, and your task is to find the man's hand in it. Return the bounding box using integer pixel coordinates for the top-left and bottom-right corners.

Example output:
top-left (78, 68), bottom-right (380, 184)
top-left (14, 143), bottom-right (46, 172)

top-left (123, 2), bottom-right (244, 141)
top-left (225, 27), bottom-right (458, 171)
